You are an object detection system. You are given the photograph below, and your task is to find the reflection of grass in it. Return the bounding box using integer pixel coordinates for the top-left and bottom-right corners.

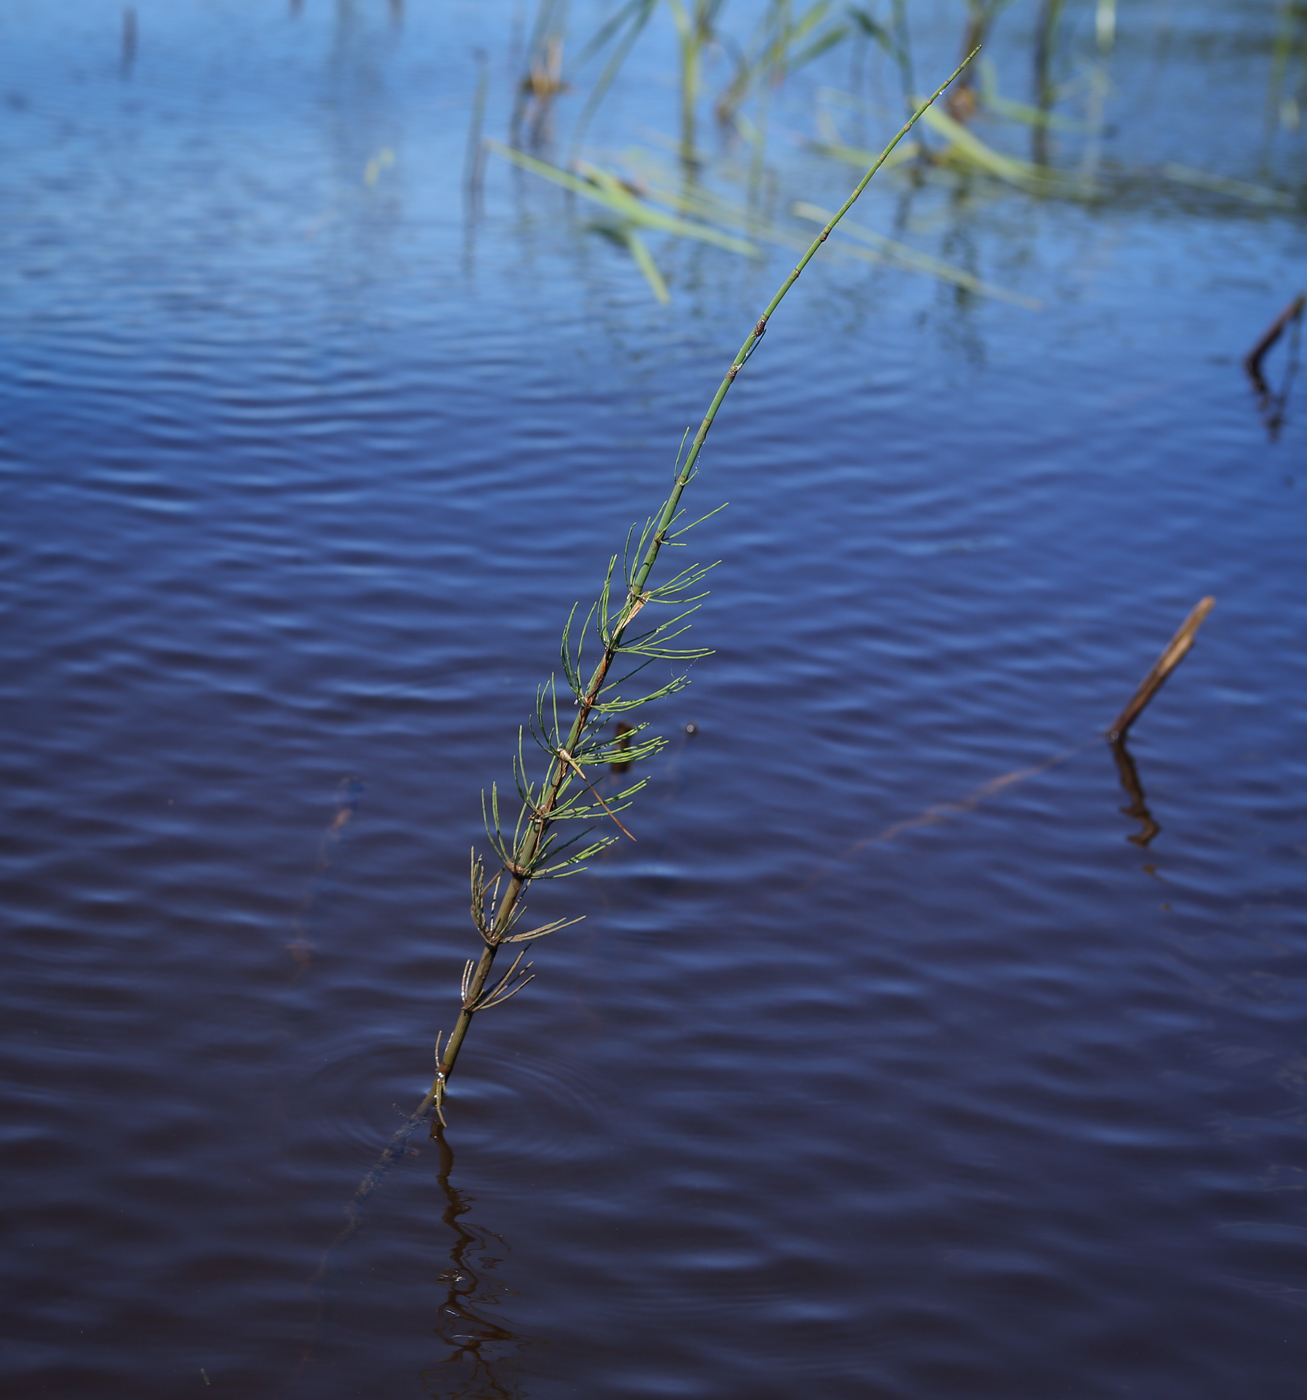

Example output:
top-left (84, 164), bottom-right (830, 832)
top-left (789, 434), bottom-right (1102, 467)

top-left (1160, 163), bottom-right (1297, 210)
top-left (492, 128), bottom-right (1039, 309)
top-left (716, 0), bottom-right (851, 126)
top-left (978, 56), bottom-right (1084, 132)
top-left (487, 139), bottom-right (760, 302)
top-left (815, 88), bottom-right (1094, 197)
top-left (620, 144), bottom-right (1039, 307)
top-left (573, 0), bottom-right (853, 163)
top-left (486, 3), bottom-right (1303, 315)
top-left (487, 140), bottom-right (756, 255)
top-left (914, 100), bottom-right (1093, 195)
top-left (1268, 0), bottom-right (1307, 133)
top-left (791, 201), bottom-right (1042, 308)
top-left (815, 81), bottom-right (1300, 213)
top-left (946, 0), bottom-right (1019, 122)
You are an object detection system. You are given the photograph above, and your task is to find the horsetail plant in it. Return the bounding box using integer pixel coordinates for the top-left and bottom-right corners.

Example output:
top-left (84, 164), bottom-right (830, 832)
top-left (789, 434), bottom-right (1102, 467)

top-left (419, 49), bottom-right (978, 1126)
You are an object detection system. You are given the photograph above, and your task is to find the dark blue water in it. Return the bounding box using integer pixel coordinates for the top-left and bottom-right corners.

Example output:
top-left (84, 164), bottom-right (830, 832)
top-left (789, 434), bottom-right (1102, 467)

top-left (2, 2), bottom-right (1305, 1397)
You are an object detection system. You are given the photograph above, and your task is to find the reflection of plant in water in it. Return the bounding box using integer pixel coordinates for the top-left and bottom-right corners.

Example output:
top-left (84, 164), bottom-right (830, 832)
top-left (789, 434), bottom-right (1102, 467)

top-left (606, 9), bottom-right (1297, 311)
top-left (669, 0), bottom-right (730, 160)
top-left (1031, 0), bottom-right (1065, 161)
top-left (420, 1129), bottom-right (532, 1400)
top-left (1110, 738), bottom-right (1160, 848)
top-left (572, 0), bottom-right (852, 161)
top-left (945, 0), bottom-right (1017, 121)
top-left (512, 0), bottom-right (571, 147)
top-left (716, 0), bottom-right (855, 126)
top-left (485, 138), bottom-right (756, 303)
top-left (1268, 0), bottom-right (1307, 134)
top-left (489, 2), bottom-right (1305, 309)
top-left (488, 122), bottom-right (1043, 307)
top-left (1245, 292), bottom-right (1304, 442)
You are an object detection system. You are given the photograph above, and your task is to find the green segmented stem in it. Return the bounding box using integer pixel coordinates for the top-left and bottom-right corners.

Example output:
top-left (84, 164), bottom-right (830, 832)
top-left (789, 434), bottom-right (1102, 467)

top-left (421, 48), bottom-right (978, 1122)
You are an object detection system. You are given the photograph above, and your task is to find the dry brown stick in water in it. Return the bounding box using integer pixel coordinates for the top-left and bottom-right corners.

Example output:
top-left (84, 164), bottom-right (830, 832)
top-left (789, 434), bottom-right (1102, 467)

top-left (1107, 596), bottom-right (1216, 742)
top-left (1245, 292), bottom-right (1305, 399)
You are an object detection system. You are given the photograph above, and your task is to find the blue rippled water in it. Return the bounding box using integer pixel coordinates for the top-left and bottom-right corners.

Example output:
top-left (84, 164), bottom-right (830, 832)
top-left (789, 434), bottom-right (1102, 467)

top-left (1, 2), bottom-right (1305, 1397)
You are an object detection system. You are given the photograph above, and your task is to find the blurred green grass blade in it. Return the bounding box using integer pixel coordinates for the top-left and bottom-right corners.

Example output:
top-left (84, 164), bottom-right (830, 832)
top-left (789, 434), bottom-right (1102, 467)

top-left (570, 0), bottom-right (659, 151)
top-left (792, 201), bottom-right (1043, 310)
top-left (620, 149), bottom-right (1039, 308)
top-left (1160, 163), bottom-right (1296, 209)
top-left (575, 159), bottom-right (760, 254)
top-left (619, 228), bottom-right (671, 303)
top-left (914, 101), bottom-right (1090, 194)
top-left (485, 140), bottom-right (759, 255)
top-left (915, 102), bottom-right (1046, 181)
top-left (806, 136), bottom-right (923, 172)
top-left (977, 56), bottom-right (1086, 131)
top-left (623, 156), bottom-right (820, 250)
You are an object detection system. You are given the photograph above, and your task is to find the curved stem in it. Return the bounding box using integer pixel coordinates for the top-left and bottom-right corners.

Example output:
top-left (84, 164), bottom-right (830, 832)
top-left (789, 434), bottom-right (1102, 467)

top-left (422, 47), bottom-right (979, 1121)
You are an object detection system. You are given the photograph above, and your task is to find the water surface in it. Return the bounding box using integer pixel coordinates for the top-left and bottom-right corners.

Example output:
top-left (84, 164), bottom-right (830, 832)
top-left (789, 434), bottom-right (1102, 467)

top-left (2, 3), bottom-right (1306, 1397)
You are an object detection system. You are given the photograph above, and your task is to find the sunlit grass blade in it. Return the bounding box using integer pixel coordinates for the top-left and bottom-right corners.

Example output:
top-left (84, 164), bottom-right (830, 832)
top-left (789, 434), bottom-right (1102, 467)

top-left (613, 149), bottom-right (1038, 309)
top-left (618, 228), bottom-right (671, 303)
top-left (914, 100), bottom-right (1091, 194)
top-left (485, 140), bottom-right (759, 256)
top-left (791, 201), bottom-right (1043, 309)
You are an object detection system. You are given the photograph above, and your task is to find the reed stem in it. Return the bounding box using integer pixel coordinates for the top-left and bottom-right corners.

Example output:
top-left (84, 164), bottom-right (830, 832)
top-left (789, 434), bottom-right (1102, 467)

top-left (1031, 0), bottom-right (1064, 164)
top-left (464, 51), bottom-right (489, 204)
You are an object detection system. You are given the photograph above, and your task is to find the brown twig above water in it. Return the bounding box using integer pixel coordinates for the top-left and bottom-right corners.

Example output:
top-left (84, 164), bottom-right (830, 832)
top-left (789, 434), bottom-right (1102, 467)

top-left (805, 594), bottom-right (1216, 881)
top-left (1107, 596), bottom-right (1216, 742)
